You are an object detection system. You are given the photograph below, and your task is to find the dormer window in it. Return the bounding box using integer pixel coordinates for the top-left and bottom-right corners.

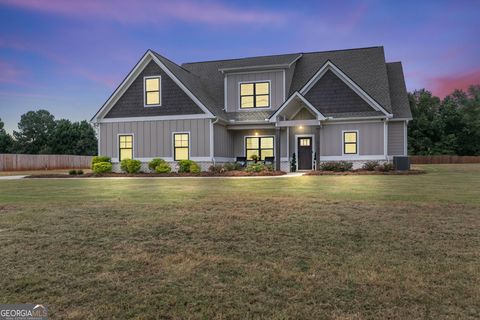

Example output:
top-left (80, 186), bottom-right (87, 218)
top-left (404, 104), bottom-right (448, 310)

top-left (240, 81), bottom-right (270, 109)
top-left (144, 76), bottom-right (161, 106)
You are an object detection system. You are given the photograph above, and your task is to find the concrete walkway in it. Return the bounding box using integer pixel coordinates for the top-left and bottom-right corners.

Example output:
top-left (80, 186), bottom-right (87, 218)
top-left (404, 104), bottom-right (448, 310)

top-left (0, 175), bottom-right (27, 180)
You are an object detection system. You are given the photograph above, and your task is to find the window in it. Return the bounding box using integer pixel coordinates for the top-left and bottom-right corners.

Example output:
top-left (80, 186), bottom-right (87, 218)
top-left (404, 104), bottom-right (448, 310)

top-left (174, 133), bottom-right (189, 160)
top-left (245, 136), bottom-right (274, 160)
top-left (299, 138), bottom-right (311, 146)
top-left (144, 76), bottom-right (161, 106)
top-left (240, 82), bottom-right (270, 109)
top-left (119, 135), bottom-right (133, 161)
top-left (343, 131), bottom-right (358, 154)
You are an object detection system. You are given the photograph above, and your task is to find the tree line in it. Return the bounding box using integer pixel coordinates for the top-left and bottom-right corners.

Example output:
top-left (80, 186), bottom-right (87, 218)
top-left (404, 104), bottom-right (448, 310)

top-left (408, 85), bottom-right (480, 156)
top-left (0, 85), bottom-right (479, 156)
top-left (0, 110), bottom-right (97, 156)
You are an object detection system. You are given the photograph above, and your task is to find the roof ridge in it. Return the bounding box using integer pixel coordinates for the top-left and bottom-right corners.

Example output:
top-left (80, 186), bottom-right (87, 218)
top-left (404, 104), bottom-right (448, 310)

top-left (181, 46), bottom-right (383, 66)
top-left (150, 49), bottom-right (197, 76)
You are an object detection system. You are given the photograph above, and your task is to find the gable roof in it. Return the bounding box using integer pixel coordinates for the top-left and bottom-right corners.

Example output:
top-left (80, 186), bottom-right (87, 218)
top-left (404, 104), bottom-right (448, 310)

top-left (93, 46), bottom-right (411, 122)
top-left (386, 62), bottom-right (412, 119)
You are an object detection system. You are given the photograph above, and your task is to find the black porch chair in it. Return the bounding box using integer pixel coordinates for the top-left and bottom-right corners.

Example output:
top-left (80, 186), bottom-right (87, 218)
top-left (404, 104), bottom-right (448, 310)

top-left (235, 156), bottom-right (247, 167)
top-left (264, 157), bottom-right (275, 166)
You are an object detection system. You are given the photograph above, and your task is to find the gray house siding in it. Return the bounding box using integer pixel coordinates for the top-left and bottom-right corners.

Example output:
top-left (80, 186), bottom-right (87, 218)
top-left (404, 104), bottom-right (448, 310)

top-left (225, 70), bottom-right (285, 112)
top-left (320, 122), bottom-right (384, 156)
top-left (105, 61), bottom-right (204, 118)
top-left (99, 119), bottom-right (211, 161)
top-left (213, 124), bottom-right (234, 158)
top-left (388, 121), bottom-right (406, 156)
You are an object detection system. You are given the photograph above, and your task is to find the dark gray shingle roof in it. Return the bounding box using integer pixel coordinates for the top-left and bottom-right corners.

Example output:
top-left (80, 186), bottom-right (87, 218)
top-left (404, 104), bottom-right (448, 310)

top-left (151, 47), bottom-right (409, 121)
top-left (386, 62), bottom-right (412, 119)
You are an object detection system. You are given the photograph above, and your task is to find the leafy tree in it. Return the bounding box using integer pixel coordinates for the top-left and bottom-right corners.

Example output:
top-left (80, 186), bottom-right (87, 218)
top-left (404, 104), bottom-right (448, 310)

top-left (49, 119), bottom-right (97, 155)
top-left (0, 118), bottom-right (14, 153)
top-left (13, 110), bottom-right (56, 154)
top-left (408, 85), bottom-right (480, 156)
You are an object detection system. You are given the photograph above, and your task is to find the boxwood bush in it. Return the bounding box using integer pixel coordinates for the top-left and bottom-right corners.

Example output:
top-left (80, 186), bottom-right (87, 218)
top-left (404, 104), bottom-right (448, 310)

top-left (120, 159), bottom-right (142, 173)
top-left (91, 156), bottom-right (111, 168)
top-left (93, 162), bottom-right (112, 174)
top-left (148, 158), bottom-right (167, 172)
top-left (178, 160), bottom-right (201, 173)
top-left (246, 163), bottom-right (266, 172)
top-left (377, 162), bottom-right (394, 172)
top-left (319, 161), bottom-right (353, 172)
top-left (155, 163), bottom-right (172, 173)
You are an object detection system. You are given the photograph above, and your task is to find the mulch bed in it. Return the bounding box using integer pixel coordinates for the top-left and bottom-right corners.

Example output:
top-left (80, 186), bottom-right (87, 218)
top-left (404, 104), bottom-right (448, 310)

top-left (26, 170), bottom-right (287, 178)
top-left (304, 169), bottom-right (426, 175)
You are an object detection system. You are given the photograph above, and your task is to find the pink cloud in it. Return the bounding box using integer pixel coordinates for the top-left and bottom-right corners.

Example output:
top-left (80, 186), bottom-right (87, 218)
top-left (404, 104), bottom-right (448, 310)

top-left (0, 59), bottom-right (27, 85)
top-left (430, 69), bottom-right (480, 97)
top-left (0, 0), bottom-right (286, 25)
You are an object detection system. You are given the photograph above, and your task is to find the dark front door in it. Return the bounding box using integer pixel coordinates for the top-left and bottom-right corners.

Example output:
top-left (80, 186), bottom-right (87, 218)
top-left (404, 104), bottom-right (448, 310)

top-left (298, 137), bottom-right (313, 170)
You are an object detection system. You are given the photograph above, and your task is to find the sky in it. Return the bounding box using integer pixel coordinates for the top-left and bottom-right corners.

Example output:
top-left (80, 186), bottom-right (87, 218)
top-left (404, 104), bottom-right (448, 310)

top-left (0, 0), bottom-right (479, 133)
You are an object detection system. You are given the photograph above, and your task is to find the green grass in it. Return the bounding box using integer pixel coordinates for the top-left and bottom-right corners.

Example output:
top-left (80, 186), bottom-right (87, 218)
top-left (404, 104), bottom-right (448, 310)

top-left (0, 164), bottom-right (479, 319)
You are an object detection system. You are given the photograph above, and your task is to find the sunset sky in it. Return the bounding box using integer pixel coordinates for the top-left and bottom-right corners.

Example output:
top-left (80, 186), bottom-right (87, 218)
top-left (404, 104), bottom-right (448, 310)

top-left (0, 0), bottom-right (479, 132)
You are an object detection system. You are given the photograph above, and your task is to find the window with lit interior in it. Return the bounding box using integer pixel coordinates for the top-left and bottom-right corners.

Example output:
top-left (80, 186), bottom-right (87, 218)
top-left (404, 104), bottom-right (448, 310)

top-left (245, 136), bottom-right (274, 160)
top-left (119, 135), bottom-right (133, 161)
top-left (343, 131), bottom-right (358, 154)
top-left (144, 76), bottom-right (161, 106)
top-left (174, 133), bottom-right (189, 160)
top-left (240, 82), bottom-right (270, 109)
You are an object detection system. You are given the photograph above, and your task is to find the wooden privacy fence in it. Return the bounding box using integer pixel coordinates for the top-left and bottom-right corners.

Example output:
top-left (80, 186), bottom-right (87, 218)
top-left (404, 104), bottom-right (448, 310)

top-left (410, 155), bottom-right (480, 164)
top-left (0, 154), bottom-right (93, 171)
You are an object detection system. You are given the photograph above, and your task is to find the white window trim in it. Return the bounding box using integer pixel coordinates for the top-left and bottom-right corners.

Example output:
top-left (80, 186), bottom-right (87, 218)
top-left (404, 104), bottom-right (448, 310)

top-left (144, 75), bottom-right (162, 107)
top-left (295, 134), bottom-right (315, 171)
top-left (117, 133), bottom-right (135, 161)
top-left (342, 130), bottom-right (359, 156)
top-left (238, 80), bottom-right (272, 111)
top-left (243, 135), bottom-right (275, 160)
top-left (172, 131), bottom-right (191, 161)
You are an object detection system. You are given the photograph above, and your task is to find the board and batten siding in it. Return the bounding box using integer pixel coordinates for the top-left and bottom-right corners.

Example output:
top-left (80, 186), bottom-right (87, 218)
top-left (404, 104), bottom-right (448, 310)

top-left (225, 70), bottom-right (285, 112)
top-left (99, 119), bottom-right (211, 160)
top-left (213, 124), bottom-right (234, 158)
top-left (388, 121), bottom-right (406, 156)
top-left (320, 122), bottom-right (384, 156)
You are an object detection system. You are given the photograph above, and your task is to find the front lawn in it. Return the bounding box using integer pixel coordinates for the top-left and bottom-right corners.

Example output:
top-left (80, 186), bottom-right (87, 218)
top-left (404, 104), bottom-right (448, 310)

top-left (0, 164), bottom-right (479, 319)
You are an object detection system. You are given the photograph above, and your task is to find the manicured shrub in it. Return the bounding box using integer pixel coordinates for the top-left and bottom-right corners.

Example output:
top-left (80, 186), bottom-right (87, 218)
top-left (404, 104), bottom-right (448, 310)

top-left (178, 160), bottom-right (201, 173)
top-left (68, 169), bottom-right (77, 175)
top-left (319, 161), bottom-right (353, 172)
top-left (246, 163), bottom-right (266, 172)
top-left (223, 162), bottom-right (242, 171)
top-left (290, 153), bottom-right (297, 172)
top-left (362, 161), bottom-right (379, 171)
top-left (76, 169), bottom-right (84, 175)
top-left (91, 156), bottom-right (111, 168)
top-left (148, 158), bottom-right (167, 172)
top-left (249, 154), bottom-right (259, 163)
top-left (155, 163), bottom-right (172, 173)
top-left (377, 162), bottom-right (394, 172)
top-left (120, 159), bottom-right (142, 173)
top-left (93, 162), bottom-right (112, 174)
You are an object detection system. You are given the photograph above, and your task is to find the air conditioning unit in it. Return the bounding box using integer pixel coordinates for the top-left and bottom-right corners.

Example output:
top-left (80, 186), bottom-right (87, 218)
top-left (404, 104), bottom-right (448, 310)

top-left (393, 156), bottom-right (410, 171)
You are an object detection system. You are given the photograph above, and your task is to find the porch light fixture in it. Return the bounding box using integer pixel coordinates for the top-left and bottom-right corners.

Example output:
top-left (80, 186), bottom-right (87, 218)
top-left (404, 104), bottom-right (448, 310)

top-left (299, 125), bottom-right (303, 129)
top-left (255, 132), bottom-right (259, 136)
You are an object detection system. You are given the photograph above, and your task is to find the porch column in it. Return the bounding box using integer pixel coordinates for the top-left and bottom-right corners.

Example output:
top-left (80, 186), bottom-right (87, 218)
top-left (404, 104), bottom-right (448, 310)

top-left (315, 126), bottom-right (321, 170)
top-left (275, 127), bottom-right (281, 170)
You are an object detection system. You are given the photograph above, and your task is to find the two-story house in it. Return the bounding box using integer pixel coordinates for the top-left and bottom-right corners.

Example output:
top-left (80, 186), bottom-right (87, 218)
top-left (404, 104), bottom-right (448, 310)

top-left (91, 46), bottom-right (412, 172)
